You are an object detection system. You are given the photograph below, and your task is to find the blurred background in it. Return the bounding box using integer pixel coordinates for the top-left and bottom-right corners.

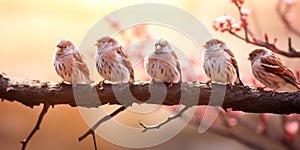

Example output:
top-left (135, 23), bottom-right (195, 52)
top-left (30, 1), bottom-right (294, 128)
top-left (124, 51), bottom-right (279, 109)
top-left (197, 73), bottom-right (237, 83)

top-left (0, 0), bottom-right (300, 149)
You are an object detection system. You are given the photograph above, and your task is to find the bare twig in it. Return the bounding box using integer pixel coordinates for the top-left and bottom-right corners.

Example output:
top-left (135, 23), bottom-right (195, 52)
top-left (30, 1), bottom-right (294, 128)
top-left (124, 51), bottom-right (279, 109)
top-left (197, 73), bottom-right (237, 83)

top-left (216, 1), bottom-right (300, 57)
top-left (139, 106), bottom-right (189, 132)
top-left (91, 132), bottom-right (97, 150)
top-left (21, 103), bottom-right (50, 150)
top-left (78, 105), bottom-right (127, 149)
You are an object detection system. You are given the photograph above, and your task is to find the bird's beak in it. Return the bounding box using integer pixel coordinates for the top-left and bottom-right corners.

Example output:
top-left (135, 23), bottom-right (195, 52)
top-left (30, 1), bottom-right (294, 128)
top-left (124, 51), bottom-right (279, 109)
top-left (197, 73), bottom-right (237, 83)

top-left (203, 44), bottom-right (208, 49)
top-left (56, 47), bottom-right (62, 53)
top-left (156, 44), bottom-right (162, 51)
top-left (95, 42), bottom-right (100, 47)
top-left (247, 56), bottom-right (252, 60)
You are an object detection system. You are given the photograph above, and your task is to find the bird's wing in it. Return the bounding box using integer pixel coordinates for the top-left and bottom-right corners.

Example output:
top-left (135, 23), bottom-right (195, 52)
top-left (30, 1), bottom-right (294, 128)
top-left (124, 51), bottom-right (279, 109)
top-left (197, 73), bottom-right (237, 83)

top-left (170, 51), bottom-right (182, 81)
top-left (224, 49), bottom-right (243, 85)
top-left (73, 51), bottom-right (91, 82)
top-left (116, 47), bottom-right (135, 82)
top-left (260, 54), bottom-right (299, 85)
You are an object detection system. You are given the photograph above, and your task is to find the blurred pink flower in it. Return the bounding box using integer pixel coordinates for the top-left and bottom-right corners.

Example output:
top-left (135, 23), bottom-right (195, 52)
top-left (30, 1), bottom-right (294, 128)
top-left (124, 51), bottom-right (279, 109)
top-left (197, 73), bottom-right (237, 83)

top-left (284, 121), bottom-right (299, 137)
top-left (283, 0), bottom-right (296, 5)
top-left (231, 23), bottom-right (241, 31)
top-left (106, 15), bottom-right (120, 29)
top-left (284, 14), bottom-right (293, 22)
top-left (228, 117), bottom-right (238, 127)
top-left (240, 8), bottom-right (250, 26)
top-left (240, 8), bottom-right (250, 16)
top-left (231, 0), bottom-right (245, 5)
top-left (213, 14), bottom-right (235, 32)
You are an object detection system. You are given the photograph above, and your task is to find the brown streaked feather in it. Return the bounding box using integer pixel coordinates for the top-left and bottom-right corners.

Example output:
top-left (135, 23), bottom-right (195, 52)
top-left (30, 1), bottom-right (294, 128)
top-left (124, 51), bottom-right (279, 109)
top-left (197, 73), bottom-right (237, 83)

top-left (57, 40), bottom-right (72, 48)
top-left (97, 36), bottom-right (118, 45)
top-left (104, 51), bottom-right (117, 63)
top-left (115, 47), bottom-right (135, 81)
top-left (148, 57), bottom-right (181, 80)
top-left (249, 49), bottom-right (267, 56)
top-left (124, 59), bottom-right (134, 82)
top-left (170, 51), bottom-right (182, 81)
top-left (260, 55), bottom-right (299, 86)
top-left (116, 46), bottom-right (128, 58)
top-left (73, 51), bottom-right (91, 82)
top-left (224, 49), bottom-right (243, 85)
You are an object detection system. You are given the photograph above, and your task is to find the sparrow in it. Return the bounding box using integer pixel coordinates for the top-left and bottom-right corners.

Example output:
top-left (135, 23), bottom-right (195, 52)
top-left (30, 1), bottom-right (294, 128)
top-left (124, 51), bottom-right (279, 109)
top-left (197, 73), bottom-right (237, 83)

top-left (53, 37), bottom-right (92, 85)
top-left (203, 38), bottom-right (243, 87)
top-left (145, 38), bottom-right (181, 87)
top-left (248, 47), bottom-right (300, 96)
top-left (95, 36), bottom-right (134, 84)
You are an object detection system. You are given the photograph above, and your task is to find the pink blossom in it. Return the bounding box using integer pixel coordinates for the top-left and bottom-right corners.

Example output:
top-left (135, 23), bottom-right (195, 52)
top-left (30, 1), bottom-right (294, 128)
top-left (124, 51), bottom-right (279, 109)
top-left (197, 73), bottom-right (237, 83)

top-left (285, 121), bottom-right (299, 135)
top-left (231, 0), bottom-right (245, 4)
top-left (283, 0), bottom-right (296, 5)
top-left (232, 23), bottom-right (241, 31)
top-left (241, 15), bottom-right (248, 26)
top-left (241, 8), bottom-right (251, 16)
top-left (228, 118), bottom-right (238, 127)
top-left (213, 14), bottom-right (235, 31)
top-left (284, 14), bottom-right (293, 22)
top-left (256, 125), bottom-right (265, 134)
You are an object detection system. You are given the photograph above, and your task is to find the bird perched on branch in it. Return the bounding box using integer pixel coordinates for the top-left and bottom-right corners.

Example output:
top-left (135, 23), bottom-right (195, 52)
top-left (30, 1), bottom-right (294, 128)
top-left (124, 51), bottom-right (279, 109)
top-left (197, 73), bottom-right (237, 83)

top-left (95, 36), bottom-right (134, 85)
top-left (53, 37), bottom-right (92, 85)
top-left (203, 38), bottom-right (243, 88)
top-left (145, 38), bottom-right (181, 88)
top-left (248, 47), bottom-right (300, 96)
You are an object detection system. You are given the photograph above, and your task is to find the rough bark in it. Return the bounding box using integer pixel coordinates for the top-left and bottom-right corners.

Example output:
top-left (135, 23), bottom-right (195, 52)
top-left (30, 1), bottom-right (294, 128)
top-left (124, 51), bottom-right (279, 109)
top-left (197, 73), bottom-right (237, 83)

top-left (1, 72), bottom-right (300, 114)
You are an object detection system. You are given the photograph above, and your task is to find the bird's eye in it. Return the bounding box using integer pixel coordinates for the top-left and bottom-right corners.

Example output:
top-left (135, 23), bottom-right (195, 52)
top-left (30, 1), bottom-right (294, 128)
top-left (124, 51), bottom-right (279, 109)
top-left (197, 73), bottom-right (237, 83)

top-left (252, 53), bottom-right (257, 57)
top-left (209, 42), bottom-right (213, 46)
top-left (101, 41), bottom-right (105, 44)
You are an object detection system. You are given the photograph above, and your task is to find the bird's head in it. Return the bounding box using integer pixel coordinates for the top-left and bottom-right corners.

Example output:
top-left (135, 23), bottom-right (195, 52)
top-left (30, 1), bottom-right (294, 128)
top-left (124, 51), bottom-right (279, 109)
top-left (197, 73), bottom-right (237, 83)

top-left (248, 47), bottom-right (271, 63)
top-left (154, 38), bottom-right (172, 53)
top-left (56, 37), bottom-right (76, 54)
top-left (95, 36), bottom-right (119, 52)
top-left (203, 38), bottom-right (227, 53)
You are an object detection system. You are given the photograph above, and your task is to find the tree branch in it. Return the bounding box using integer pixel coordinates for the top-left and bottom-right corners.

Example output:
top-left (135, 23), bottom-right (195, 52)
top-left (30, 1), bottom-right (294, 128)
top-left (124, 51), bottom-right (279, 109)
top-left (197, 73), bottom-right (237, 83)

top-left (214, 1), bottom-right (300, 58)
top-left (78, 105), bottom-right (127, 149)
top-left (139, 106), bottom-right (189, 132)
top-left (21, 103), bottom-right (50, 150)
top-left (1, 72), bottom-right (300, 114)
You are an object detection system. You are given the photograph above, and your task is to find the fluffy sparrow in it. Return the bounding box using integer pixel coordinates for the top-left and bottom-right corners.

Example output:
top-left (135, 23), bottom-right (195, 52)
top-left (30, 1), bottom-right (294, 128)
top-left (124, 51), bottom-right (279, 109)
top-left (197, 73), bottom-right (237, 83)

top-left (53, 37), bottom-right (92, 85)
top-left (95, 36), bottom-right (134, 84)
top-left (145, 38), bottom-right (181, 87)
top-left (203, 38), bottom-right (243, 87)
top-left (248, 47), bottom-right (300, 96)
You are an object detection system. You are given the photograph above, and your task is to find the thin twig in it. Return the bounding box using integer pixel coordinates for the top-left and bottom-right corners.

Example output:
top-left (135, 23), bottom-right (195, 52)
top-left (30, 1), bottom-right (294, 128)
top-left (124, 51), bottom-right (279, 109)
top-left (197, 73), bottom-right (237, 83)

top-left (78, 105), bottom-right (128, 149)
top-left (92, 132), bottom-right (97, 150)
top-left (139, 106), bottom-right (189, 132)
top-left (21, 103), bottom-right (50, 150)
top-left (224, 1), bottom-right (300, 57)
